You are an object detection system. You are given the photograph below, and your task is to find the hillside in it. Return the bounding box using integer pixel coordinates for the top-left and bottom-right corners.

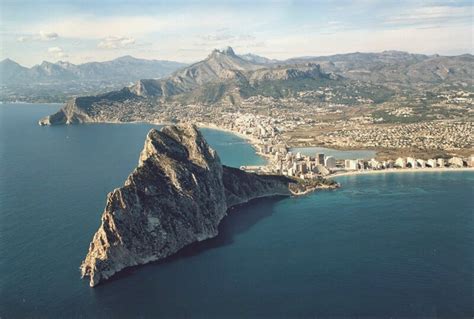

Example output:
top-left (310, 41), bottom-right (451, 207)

top-left (39, 47), bottom-right (342, 125)
top-left (39, 47), bottom-right (473, 126)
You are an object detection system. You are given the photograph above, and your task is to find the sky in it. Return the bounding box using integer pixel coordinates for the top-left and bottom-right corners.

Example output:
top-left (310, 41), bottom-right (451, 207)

top-left (0, 0), bottom-right (473, 66)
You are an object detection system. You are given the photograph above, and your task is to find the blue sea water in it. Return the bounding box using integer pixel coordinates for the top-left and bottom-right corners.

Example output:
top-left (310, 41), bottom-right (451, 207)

top-left (0, 103), bottom-right (472, 318)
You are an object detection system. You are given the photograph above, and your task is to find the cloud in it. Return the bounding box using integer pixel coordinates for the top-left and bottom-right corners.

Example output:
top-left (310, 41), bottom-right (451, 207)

top-left (383, 5), bottom-right (472, 27)
top-left (23, 11), bottom-right (270, 40)
top-left (198, 33), bottom-right (256, 44)
top-left (48, 47), bottom-right (62, 53)
top-left (195, 32), bottom-right (264, 52)
top-left (16, 31), bottom-right (59, 43)
top-left (48, 46), bottom-right (68, 58)
top-left (39, 31), bottom-right (58, 41)
top-left (7, 2), bottom-right (472, 66)
top-left (98, 36), bottom-right (136, 49)
top-left (200, 34), bottom-right (235, 42)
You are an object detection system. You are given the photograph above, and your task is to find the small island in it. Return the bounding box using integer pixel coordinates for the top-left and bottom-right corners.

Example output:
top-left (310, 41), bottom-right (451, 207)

top-left (81, 124), bottom-right (338, 287)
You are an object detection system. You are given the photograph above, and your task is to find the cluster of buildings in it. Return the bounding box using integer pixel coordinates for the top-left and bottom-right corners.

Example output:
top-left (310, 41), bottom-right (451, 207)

top-left (439, 90), bottom-right (474, 105)
top-left (75, 79), bottom-right (472, 160)
top-left (265, 151), bottom-right (334, 178)
top-left (343, 155), bottom-right (472, 171)
top-left (196, 111), bottom-right (473, 180)
top-left (318, 120), bottom-right (473, 151)
top-left (243, 149), bottom-right (474, 179)
top-left (129, 95), bottom-right (473, 181)
top-left (197, 112), bottom-right (289, 155)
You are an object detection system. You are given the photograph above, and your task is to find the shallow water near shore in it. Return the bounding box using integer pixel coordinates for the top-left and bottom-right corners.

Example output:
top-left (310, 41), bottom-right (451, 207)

top-left (1, 104), bottom-right (473, 318)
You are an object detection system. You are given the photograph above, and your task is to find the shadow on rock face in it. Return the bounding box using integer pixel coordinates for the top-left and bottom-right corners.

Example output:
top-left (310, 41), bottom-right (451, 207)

top-left (99, 196), bottom-right (285, 286)
top-left (171, 195), bottom-right (286, 259)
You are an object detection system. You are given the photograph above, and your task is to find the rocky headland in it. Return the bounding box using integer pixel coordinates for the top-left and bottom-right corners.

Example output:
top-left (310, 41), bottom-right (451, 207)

top-left (80, 124), bottom-right (338, 287)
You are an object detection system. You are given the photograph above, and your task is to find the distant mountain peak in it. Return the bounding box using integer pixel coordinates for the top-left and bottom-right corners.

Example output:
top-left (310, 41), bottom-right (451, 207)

top-left (239, 53), bottom-right (279, 64)
top-left (0, 56), bottom-right (186, 89)
top-left (1, 58), bottom-right (16, 64)
top-left (223, 46), bottom-right (235, 55)
top-left (40, 61), bottom-right (55, 67)
top-left (0, 58), bottom-right (27, 74)
top-left (57, 61), bottom-right (76, 68)
top-left (381, 50), bottom-right (407, 54)
top-left (210, 46), bottom-right (236, 57)
top-left (114, 55), bottom-right (140, 62)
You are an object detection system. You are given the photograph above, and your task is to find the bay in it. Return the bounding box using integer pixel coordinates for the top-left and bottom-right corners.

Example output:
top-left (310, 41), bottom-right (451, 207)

top-left (0, 104), bottom-right (472, 318)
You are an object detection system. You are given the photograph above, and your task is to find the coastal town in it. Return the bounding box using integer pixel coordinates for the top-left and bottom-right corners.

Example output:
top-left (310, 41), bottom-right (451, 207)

top-left (133, 84), bottom-right (473, 161)
top-left (29, 45), bottom-right (473, 180)
top-left (195, 111), bottom-right (474, 179)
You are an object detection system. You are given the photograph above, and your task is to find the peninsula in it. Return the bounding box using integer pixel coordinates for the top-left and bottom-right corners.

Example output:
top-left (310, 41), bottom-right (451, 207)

top-left (81, 124), bottom-right (338, 287)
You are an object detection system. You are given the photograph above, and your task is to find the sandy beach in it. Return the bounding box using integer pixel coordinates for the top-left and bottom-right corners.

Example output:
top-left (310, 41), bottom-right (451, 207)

top-left (328, 167), bottom-right (474, 178)
top-left (197, 122), bottom-right (261, 145)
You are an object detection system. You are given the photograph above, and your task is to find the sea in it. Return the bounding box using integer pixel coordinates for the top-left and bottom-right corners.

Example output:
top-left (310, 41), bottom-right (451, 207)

top-left (0, 103), bottom-right (472, 318)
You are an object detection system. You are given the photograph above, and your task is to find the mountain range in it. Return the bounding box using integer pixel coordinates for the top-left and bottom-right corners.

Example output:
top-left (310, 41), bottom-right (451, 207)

top-left (3, 48), bottom-right (473, 103)
top-left (285, 51), bottom-right (473, 86)
top-left (0, 56), bottom-right (186, 85)
top-left (127, 47), bottom-right (334, 102)
top-left (37, 46), bottom-right (473, 126)
top-left (0, 56), bottom-right (186, 102)
top-left (240, 50), bottom-right (473, 86)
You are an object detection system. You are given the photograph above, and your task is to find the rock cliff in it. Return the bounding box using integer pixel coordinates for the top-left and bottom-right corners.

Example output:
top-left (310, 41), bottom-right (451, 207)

top-left (80, 124), bottom-right (315, 287)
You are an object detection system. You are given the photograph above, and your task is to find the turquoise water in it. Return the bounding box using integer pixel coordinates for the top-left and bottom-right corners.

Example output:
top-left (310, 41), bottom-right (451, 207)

top-left (291, 146), bottom-right (376, 160)
top-left (0, 104), bottom-right (473, 318)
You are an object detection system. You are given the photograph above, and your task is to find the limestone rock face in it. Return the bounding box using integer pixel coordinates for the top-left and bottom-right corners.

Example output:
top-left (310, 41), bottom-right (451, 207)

top-left (80, 124), bottom-right (296, 287)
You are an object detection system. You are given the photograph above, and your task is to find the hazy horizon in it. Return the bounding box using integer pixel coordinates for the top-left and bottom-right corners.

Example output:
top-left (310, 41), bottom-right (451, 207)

top-left (2, 46), bottom-right (474, 68)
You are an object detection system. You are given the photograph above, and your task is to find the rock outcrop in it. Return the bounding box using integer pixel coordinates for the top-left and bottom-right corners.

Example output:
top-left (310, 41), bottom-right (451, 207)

top-left (39, 88), bottom-right (137, 125)
top-left (39, 98), bottom-right (92, 125)
top-left (80, 124), bottom-right (315, 287)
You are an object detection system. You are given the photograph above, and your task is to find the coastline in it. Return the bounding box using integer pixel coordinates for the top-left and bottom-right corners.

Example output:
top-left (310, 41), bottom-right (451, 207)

top-left (197, 122), bottom-right (272, 162)
top-left (93, 121), bottom-right (273, 164)
top-left (196, 124), bottom-right (474, 178)
top-left (328, 167), bottom-right (474, 178)
top-left (31, 105), bottom-right (471, 171)
top-left (197, 122), bottom-right (261, 145)
top-left (290, 184), bottom-right (339, 196)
